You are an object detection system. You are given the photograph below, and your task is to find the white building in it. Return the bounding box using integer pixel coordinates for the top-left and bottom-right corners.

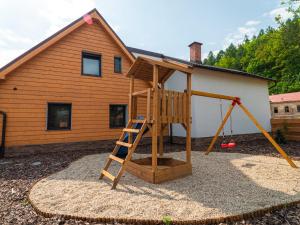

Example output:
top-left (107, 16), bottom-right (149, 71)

top-left (129, 42), bottom-right (272, 138)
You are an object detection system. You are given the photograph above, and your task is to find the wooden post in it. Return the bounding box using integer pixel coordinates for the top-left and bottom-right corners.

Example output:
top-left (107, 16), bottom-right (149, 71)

top-left (159, 84), bottom-right (164, 156)
top-left (128, 76), bottom-right (134, 144)
top-left (205, 103), bottom-right (235, 155)
top-left (238, 103), bottom-right (298, 168)
top-left (152, 65), bottom-right (159, 172)
top-left (186, 73), bottom-right (192, 164)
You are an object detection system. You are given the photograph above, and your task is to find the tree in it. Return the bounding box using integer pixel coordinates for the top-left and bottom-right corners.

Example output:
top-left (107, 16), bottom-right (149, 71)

top-left (203, 1), bottom-right (300, 94)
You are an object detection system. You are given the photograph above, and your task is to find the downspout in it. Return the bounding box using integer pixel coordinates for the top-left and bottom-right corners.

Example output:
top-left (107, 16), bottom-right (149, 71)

top-left (0, 111), bottom-right (6, 158)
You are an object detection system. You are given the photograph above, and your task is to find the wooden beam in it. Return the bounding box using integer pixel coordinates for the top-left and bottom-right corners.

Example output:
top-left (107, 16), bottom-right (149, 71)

top-left (152, 65), bottom-right (159, 172)
top-left (139, 56), bottom-right (193, 74)
top-left (186, 73), bottom-right (192, 164)
top-left (205, 103), bottom-right (235, 155)
top-left (132, 89), bottom-right (149, 96)
top-left (191, 90), bottom-right (237, 101)
top-left (238, 103), bottom-right (298, 168)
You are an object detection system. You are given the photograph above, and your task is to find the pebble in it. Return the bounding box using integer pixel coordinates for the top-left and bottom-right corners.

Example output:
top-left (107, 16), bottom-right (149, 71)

top-left (31, 161), bottom-right (42, 166)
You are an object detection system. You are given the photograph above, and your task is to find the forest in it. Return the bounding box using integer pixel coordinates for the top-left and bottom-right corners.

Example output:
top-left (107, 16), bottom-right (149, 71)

top-left (203, 0), bottom-right (300, 94)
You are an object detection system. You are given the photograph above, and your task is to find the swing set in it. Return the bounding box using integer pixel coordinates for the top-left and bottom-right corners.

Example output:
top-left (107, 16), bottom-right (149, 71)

top-left (100, 56), bottom-right (297, 189)
top-left (219, 99), bottom-right (236, 149)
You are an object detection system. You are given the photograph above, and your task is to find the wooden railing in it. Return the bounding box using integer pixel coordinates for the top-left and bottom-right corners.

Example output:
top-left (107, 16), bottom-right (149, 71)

top-left (160, 90), bottom-right (187, 124)
top-left (132, 88), bottom-right (187, 124)
top-left (271, 118), bottom-right (300, 141)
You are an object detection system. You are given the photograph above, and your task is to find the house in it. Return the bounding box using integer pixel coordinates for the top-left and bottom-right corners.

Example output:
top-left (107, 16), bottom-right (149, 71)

top-left (0, 9), bottom-right (273, 155)
top-left (129, 45), bottom-right (273, 138)
top-left (270, 92), bottom-right (300, 118)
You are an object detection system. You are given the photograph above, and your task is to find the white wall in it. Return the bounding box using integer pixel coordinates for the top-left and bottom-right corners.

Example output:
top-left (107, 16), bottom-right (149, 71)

top-left (165, 69), bottom-right (271, 138)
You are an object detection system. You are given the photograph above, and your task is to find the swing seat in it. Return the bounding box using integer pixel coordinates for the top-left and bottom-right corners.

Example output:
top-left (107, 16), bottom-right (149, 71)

top-left (227, 140), bottom-right (236, 148)
top-left (221, 143), bottom-right (229, 149)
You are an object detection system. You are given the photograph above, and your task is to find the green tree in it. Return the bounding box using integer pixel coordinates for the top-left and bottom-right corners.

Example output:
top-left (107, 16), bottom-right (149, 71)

top-left (203, 1), bottom-right (300, 94)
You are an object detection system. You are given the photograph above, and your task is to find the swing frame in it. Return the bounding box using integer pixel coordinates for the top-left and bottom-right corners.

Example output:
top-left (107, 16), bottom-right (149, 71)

top-left (191, 90), bottom-right (297, 168)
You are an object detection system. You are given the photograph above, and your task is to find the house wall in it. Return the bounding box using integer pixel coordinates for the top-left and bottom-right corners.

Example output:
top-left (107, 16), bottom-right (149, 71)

top-left (165, 69), bottom-right (271, 138)
top-left (270, 102), bottom-right (300, 118)
top-left (0, 22), bottom-right (149, 147)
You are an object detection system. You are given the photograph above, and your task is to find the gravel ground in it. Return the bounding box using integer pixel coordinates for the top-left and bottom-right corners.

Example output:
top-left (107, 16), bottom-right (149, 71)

top-left (1, 139), bottom-right (300, 225)
top-left (29, 152), bottom-right (300, 222)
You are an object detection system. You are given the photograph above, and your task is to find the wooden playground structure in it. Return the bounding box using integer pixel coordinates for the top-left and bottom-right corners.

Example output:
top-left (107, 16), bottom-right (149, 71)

top-left (100, 56), bottom-right (297, 189)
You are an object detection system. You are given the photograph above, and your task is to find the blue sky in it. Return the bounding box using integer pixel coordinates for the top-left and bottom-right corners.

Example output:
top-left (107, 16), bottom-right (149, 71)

top-left (0, 0), bottom-right (292, 67)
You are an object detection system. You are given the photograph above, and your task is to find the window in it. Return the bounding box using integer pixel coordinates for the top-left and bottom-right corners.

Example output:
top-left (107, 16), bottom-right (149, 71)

top-left (274, 107), bottom-right (278, 113)
top-left (82, 52), bottom-right (101, 76)
top-left (47, 103), bottom-right (72, 130)
top-left (285, 106), bottom-right (290, 113)
top-left (109, 105), bottom-right (127, 128)
top-left (114, 56), bottom-right (122, 73)
top-left (297, 105), bottom-right (300, 113)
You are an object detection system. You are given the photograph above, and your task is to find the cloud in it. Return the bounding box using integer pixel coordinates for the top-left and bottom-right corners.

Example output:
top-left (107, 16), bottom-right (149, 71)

top-left (268, 6), bottom-right (293, 21)
top-left (245, 20), bottom-right (261, 26)
top-left (0, 0), bottom-right (97, 67)
top-left (224, 26), bottom-right (257, 48)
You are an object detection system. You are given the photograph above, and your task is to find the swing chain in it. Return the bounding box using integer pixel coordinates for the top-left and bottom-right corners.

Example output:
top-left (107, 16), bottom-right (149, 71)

top-left (219, 99), bottom-right (225, 141)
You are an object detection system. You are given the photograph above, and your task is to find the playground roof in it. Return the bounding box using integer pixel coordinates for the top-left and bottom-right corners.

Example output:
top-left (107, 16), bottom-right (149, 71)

top-left (127, 56), bottom-right (193, 82)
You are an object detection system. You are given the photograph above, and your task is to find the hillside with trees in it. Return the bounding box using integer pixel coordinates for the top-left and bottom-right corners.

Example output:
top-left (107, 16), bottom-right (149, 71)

top-left (203, 0), bottom-right (300, 94)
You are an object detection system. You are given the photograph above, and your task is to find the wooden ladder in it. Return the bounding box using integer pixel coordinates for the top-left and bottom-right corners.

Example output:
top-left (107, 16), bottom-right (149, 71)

top-left (99, 119), bottom-right (147, 189)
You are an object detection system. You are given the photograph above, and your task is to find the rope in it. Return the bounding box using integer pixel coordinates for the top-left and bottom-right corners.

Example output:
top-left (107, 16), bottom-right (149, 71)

top-left (219, 99), bottom-right (225, 140)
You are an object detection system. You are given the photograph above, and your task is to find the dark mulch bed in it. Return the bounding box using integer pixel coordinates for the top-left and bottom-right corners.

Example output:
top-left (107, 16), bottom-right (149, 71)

top-left (0, 138), bottom-right (300, 225)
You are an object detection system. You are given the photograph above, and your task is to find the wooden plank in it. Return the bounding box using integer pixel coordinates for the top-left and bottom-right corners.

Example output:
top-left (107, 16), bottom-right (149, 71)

top-left (116, 141), bottom-right (132, 148)
top-left (167, 91), bottom-right (173, 123)
top-left (147, 88), bottom-right (151, 122)
top-left (132, 119), bottom-right (145, 123)
top-left (109, 154), bottom-right (124, 164)
top-left (101, 170), bottom-right (115, 181)
top-left (173, 92), bottom-right (178, 123)
top-left (161, 89), bottom-right (167, 123)
top-left (123, 128), bottom-right (140, 133)
top-left (183, 92), bottom-right (187, 124)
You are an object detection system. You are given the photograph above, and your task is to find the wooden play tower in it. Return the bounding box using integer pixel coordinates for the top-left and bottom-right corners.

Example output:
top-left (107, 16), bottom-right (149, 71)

top-left (100, 56), bottom-right (297, 189)
top-left (100, 57), bottom-right (194, 188)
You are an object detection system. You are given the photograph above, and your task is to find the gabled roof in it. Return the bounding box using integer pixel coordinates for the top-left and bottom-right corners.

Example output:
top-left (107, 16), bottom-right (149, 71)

top-left (269, 92), bottom-right (300, 103)
top-left (127, 47), bottom-right (275, 82)
top-left (0, 9), bottom-right (135, 79)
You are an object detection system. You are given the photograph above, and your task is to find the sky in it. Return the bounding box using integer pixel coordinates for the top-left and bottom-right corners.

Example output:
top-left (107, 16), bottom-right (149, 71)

top-left (0, 0), bottom-right (293, 68)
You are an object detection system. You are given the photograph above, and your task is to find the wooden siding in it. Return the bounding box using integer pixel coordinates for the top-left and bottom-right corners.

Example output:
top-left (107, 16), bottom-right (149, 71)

top-left (0, 22), bottom-right (149, 147)
top-left (271, 118), bottom-right (300, 141)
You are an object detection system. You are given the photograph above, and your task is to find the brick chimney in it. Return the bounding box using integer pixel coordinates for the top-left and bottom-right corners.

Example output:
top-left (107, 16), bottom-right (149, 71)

top-left (188, 41), bottom-right (203, 64)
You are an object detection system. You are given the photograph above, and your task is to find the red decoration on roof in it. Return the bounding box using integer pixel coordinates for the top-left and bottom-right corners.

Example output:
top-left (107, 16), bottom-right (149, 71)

top-left (269, 92), bottom-right (300, 103)
top-left (83, 14), bottom-right (93, 25)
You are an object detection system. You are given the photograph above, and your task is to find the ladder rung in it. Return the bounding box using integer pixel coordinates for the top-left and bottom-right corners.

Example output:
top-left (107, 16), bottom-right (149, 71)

top-left (109, 154), bottom-right (124, 164)
top-left (101, 170), bottom-right (115, 181)
top-left (123, 128), bottom-right (140, 133)
top-left (132, 119), bottom-right (145, 124)
top-left (116, 141), bottom-right (132, 148)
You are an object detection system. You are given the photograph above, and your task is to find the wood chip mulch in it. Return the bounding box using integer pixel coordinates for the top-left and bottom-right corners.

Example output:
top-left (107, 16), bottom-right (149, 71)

top-left (1, 139), bottom-right (300, 225)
